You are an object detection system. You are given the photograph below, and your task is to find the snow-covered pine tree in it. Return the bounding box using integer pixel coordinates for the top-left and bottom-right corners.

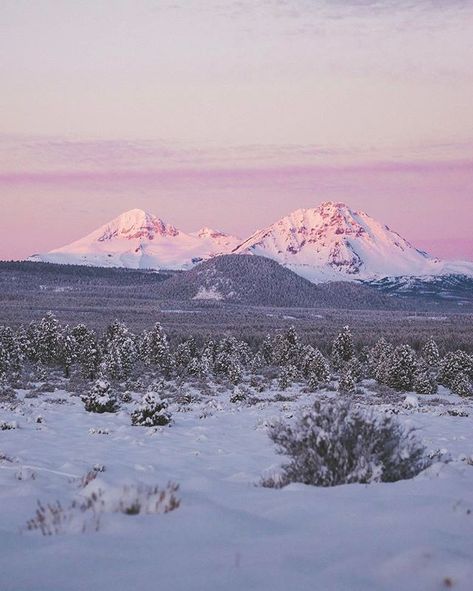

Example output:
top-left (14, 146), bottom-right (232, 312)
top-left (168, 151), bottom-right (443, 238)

top-left (278, 364), bottom-right (299, 390)
top-left (58, 326), bottom-right (77, 378)
top-left (413, 358), bottom-right (438, 395)
top-left (338, 366), bottom-right (356, 394)
top-left (30, 312), bottom-right (61, 366)
top-left (174, 338), bottom-right (197, 371)
top-left (301, 345), bottom-right (330, 384)
top-left (450, 373), bottom-right (472, 397)
top-left (331, 325), bottom-right (354, 369)
top-left (261, 334), bottom-right (274, 365)
top-left (0, 326), bottom-right (21, 378)
top-left (366, 338), bottom-right (394, 379)
top-left (422, 337), bottom-right (440, 367)
top-left (82, 379), bottom-right (119, 413)
top-left (383, 344), bottom-right (417, 391)
top-left (346, 357), bottom-right (363, 383)
top-left (250, 350), bottom-right (266, 373)
top-left (438, 350), bottom-right (473, 389)
top-left (226, 355), bottom-right (242, 385)
top-left (101, 321), bottom-right (137, 381)
top-left (72, 324), bottom-right (101, 380)
top-left (131, 391), bottom-right (172, 426)
top-left (141, 322), bottom-right (172, 372)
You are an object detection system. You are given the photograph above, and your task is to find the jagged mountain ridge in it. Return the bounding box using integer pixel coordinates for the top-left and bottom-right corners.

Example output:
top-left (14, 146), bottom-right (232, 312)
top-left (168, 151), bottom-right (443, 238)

top-left (30, 209), bottom-right (241, 270)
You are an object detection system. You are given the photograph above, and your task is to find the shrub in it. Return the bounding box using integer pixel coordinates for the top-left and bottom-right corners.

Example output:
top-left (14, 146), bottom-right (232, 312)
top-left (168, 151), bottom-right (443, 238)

top-left (82, 379), bottom-right (119, 414)
top-left (25, 482), bottom-right (180, 535)
top-left (131, 391), bottom-right (172, 426)
top-left (263, 399), bottom-right (431, 487)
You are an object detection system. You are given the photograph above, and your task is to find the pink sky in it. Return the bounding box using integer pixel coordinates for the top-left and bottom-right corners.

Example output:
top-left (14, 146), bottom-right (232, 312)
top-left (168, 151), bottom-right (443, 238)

top-left (0, 1), bottom-right (472, 261)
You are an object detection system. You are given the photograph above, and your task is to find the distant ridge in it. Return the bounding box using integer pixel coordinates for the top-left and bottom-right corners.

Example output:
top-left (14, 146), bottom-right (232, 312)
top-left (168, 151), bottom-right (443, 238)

top-left (153, 254), bottom-right (395, 309)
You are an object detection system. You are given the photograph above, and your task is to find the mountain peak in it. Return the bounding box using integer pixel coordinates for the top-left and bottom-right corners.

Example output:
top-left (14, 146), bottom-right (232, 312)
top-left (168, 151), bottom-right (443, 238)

top-left (233, 201), bottom-right (437, 281)
top-left (196, 227), bottom-right (226, 239)
top-left (98, 209), bottom-right (179, 242)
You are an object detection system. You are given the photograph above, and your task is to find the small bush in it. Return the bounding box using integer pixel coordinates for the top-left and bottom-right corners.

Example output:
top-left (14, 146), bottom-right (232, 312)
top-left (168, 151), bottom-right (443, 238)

top-left (82, 379), bottom-right (119, 414)
top-left (131, 391), bottom-right (172, 427)
top-left (263, 399), bottom-right (431, 488)
top-left (26, 482), bottom-right (180, 535)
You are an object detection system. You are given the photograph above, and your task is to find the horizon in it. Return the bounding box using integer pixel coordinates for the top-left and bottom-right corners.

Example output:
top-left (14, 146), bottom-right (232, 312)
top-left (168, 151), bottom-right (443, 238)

top-left (1, 0), bottom-right (472, 261)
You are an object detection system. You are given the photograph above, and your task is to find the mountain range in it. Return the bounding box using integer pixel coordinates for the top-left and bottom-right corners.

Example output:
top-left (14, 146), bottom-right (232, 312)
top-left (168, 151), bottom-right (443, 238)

top-left (30, 201), bottom-right (473, 284)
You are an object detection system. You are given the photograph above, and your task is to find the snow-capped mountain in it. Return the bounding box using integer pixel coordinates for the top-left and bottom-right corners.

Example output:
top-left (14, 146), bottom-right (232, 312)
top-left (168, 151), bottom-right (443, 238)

top-left (29, 202), bottom-right (473, 284)
top-left (232, 201), bottom-right (473, 282)
top-left (29, 209), bottom-right (240, 270)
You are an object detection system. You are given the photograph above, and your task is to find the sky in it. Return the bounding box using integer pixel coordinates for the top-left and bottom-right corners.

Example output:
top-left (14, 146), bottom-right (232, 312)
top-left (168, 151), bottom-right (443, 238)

top-left (0, 0), bottom-right (472, 260)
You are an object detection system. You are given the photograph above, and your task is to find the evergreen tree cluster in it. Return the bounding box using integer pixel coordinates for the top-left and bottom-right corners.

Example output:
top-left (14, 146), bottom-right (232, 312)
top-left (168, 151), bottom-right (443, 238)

top-left (0, 313), bottom-right (472, 398)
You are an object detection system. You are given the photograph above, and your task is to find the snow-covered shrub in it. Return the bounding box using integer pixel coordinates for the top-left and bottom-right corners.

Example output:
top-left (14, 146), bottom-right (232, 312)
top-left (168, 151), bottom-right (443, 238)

top-left (263, 399), bottom-right (431, 487)
top-left (114, 482), bottom-right (180, 515)
top-left (131, 391), bottom-right (172, 426)
top-left (26, 483), bottom-right (180, 535)
top-left (82, 379), bottom-right (119, 414)
top-left (230, 386), bottom-right (246, 403)
top-left (0, 421), bottom-right (18, 431)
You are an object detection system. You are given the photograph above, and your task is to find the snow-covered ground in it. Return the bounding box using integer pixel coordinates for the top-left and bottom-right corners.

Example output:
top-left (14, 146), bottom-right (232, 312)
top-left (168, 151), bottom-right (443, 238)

top-left (1, 385), bottom-right (473, 591)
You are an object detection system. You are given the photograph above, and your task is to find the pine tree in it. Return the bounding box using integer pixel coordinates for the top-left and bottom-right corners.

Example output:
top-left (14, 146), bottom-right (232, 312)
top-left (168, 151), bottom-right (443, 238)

top-left (101, 321), bottom-right (137, 381)
top-left (72, 324), bottom-right (101, 380)
top-left (226, 355), bottom-right (242, 385)
top-left (174, 339), bottom-right (197, 371)
top-left (142, 323), bottom-right (172, 372)
top-left (29, 312), bottom-right (61, 366)
top-left (58, 327), bottom-right (77, 378)
top-left (301, 346), bottom-right (330, 384)
top-left (339, 367), bottom-right (356, 394)
top-left (0, 326), bottom-right (21, 378)
top-left (422, 337), bottom-right (440, 367)
top-left (82, 379), bottom-right (119, 413)
top-left (366, 338), bottom-right (393, 379)
top-left (331, 326), bottom-right (354, 369)
top-left (450, 373), bottom-right (472, 397)
top-left (383, 345), bottom-right (417, 391)
top-left (261, 334), bottom-right (274, 364)
top-left (438, 350), bottom-right (473, 389)
top-left (278, 364), bottom-right (298, 390)
top-left (413, 358), bottom-right (438, 395)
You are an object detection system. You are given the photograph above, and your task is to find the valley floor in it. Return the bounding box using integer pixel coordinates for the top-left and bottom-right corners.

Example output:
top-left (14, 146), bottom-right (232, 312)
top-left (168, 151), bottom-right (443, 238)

top-left (1, 384), bottom-right (473, 591)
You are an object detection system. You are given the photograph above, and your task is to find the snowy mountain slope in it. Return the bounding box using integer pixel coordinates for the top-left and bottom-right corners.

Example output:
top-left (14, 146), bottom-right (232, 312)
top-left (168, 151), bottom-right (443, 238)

top-left (29, 209), bottom-right (240, 270)
top-left (233, 201), bottom-right (473, 282)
